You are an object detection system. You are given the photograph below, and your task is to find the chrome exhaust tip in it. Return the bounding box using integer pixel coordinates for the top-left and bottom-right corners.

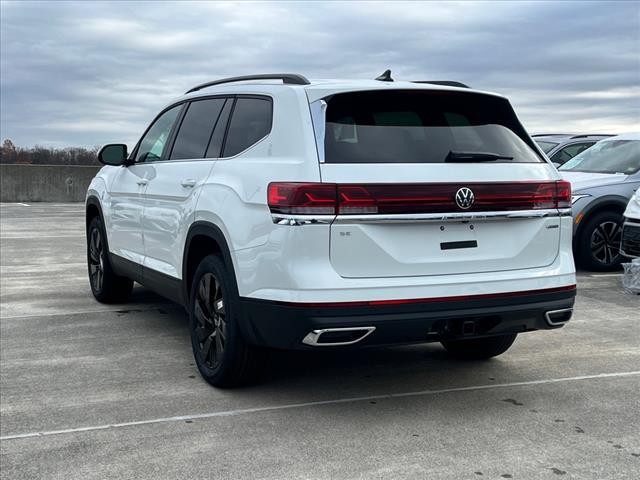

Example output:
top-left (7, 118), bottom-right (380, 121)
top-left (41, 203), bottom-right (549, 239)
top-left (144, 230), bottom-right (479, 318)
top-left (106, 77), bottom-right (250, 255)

top-left (302, 327), bottom-right (376, 346)
top-left (545, 308), bottom-right (573, 327)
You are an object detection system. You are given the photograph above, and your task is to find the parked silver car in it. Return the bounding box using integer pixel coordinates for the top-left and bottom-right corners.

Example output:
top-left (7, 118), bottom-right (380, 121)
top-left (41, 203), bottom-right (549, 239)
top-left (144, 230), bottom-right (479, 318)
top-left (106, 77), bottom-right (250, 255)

top-left (559, 133), bottom-right (640, 271)
top-left (534, 134), bottom-right (613, 166)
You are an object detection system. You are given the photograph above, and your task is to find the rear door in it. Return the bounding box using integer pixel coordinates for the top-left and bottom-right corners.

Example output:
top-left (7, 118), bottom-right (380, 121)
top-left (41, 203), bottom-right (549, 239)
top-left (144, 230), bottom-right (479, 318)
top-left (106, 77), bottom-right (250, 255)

top-left (315, 89), bottom-right (565, 278)
top-left (141, 97), bottom-right (232, 279)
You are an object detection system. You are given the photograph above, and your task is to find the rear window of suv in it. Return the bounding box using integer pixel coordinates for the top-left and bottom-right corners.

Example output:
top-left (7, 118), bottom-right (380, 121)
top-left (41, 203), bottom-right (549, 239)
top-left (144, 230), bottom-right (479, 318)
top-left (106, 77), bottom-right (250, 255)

top-left (323, 90), bottom-right (542, 164)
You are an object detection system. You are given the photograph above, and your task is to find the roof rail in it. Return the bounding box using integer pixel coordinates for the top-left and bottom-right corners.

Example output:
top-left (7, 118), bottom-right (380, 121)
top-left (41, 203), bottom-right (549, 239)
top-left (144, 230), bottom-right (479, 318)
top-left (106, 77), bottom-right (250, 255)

top-left (569, 134), bottom-right (614, 139)
top-left (185, 73), bottom-right (310, 94)
top-left (412, 80), bottom-right (470, 89)
top-left (531, 134), bottom-right (572, 137)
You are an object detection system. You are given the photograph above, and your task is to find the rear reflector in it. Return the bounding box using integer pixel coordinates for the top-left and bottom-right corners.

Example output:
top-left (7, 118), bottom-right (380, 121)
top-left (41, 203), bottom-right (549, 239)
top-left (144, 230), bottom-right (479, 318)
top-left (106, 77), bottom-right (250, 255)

top-left (272, 285), bottom-right (577, 308)
top-left (268, 181), bottom-right (572, 215)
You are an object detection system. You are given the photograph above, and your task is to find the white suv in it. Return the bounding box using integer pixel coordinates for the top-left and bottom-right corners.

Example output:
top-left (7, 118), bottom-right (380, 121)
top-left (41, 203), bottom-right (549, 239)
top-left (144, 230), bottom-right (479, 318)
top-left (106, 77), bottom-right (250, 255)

top-left (86, 73), bottom-right (577, 387)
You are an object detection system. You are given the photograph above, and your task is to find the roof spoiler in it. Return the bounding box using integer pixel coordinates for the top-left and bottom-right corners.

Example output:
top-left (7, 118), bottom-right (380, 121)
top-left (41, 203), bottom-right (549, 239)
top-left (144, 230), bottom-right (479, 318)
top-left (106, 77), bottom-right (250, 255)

top-left (374, 70), bottom-right (469, 88)
top-left (412, 80), bottom-right (470, 89)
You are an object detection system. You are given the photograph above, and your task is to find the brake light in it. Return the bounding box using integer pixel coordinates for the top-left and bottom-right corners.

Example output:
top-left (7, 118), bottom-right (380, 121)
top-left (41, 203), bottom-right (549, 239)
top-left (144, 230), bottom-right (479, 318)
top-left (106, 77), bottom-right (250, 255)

top-left (555, 180), bottom-right (572, 209)
top-left (268, 181), bottom-right (572, 215)
top-left (267, 183), bottom-right (337, 214)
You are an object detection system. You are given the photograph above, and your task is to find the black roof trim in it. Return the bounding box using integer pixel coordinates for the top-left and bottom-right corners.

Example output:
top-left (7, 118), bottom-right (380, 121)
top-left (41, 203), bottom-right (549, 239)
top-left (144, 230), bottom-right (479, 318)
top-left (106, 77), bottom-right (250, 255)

top-left (531, 134), bottom-right (572, 137)
top-left (412, 80), bottom-right (470, 89)
top-left (186, 74), bottom-right (310, 94)
top-left (532, 133), bottom-right (614, 139)
top-left (569, 134), bottom-right (615, 139)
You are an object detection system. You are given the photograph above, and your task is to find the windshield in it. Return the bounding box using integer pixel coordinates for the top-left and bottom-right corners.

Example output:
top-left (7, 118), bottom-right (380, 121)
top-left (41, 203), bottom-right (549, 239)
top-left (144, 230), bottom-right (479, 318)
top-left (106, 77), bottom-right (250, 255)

top-left (323, 90), bottom-right (543, 164)
top-left (535, 140), bottom-right (558, 154)
top-left (559, 139), bottom-right (640, 174)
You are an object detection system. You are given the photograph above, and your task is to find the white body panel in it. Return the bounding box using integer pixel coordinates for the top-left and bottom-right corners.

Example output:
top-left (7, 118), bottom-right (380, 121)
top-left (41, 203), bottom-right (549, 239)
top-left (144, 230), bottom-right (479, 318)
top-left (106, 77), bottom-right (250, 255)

top-left (141, 160), bottom-right (214, 278)
top-left (106, 164), bottom-right (149, 264)
top-left (624, 189), bottom-right (640, 220)
top-left (322, 163), bottom-right (562, 278)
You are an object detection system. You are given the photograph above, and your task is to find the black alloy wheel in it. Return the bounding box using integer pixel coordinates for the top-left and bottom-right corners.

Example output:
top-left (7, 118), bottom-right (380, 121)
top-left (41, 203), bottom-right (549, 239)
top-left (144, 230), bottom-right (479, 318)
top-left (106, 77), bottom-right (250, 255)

top-left (577, 210), bottom-right (624, 271)
top-left (88, 226), bottom-right (104, 292)
top-left (189, 254), bottom-right (267, 387)
top-left (590, 220), bottom-right (622, 266)
top-left (193, 272), bottom-right (227, 369)
top-left (86, 216), bottom-right (133, 303)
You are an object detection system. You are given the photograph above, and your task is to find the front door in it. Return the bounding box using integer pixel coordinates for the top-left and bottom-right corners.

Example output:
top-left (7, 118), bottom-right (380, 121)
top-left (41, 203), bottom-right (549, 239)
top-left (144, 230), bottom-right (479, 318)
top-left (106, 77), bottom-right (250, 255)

top-left (108, 104), bottom-right (182, 266)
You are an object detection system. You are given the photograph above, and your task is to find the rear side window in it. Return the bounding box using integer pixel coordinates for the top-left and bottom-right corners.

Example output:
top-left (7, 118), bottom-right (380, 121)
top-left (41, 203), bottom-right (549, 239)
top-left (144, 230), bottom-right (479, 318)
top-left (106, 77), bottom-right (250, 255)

top-left (549, 142), bottom-right (594, 165)
top-left (323, 90), bottom-right (542, 164)
top-left (536, 140), bottom-right (558, 154)
top-left (170, 98), bottom-right (226, 160)
top-left (223, 97), bottom-right (272, 157)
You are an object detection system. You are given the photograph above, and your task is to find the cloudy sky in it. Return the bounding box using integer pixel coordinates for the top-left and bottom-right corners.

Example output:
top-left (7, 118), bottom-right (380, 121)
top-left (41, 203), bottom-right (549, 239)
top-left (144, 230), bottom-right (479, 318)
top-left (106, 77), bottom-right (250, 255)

top-left (1, 0), bottom-right (639, 148)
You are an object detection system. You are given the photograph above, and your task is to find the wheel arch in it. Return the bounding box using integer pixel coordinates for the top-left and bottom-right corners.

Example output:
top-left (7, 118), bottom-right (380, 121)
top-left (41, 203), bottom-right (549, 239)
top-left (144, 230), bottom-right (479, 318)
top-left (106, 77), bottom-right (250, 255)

top-left (574, 196), bottom-right (627, 246)
top-left (182, 221), bottom-right (238, 306)
top-left (86, 195), bottom-right (104, 229)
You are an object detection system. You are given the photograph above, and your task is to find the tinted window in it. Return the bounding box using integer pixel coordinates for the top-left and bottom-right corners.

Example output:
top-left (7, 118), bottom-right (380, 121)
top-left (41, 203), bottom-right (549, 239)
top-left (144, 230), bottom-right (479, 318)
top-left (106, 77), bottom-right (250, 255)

top-left (323, 90), bottom-right (542, 164)
top-left (559, 140), bottom-right (640, 175)
top-left (536, 140), bottom-right (558, 154)
top-left (135, 105), bottom-right (181, 162)
top-left (550, 142), bottom-right (594, 165)
top-left (223, 97), bottom-right (272, 157)
top-left (170, 99), bottom-right (226, 160)
top-left (206, 99), bottom-right (233, 158)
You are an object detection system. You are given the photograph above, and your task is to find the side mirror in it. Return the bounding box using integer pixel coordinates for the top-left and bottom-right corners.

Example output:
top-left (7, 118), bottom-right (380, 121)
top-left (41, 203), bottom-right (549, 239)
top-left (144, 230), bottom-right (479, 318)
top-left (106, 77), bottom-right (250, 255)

top-left (98, 144), bottom-right (129, 166)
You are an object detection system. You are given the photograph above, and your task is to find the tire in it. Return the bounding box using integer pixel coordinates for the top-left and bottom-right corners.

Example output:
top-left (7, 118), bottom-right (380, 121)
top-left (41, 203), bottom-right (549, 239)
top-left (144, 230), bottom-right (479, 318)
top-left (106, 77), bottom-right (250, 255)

top-left (576, 210), bottom-right (624, 272)
top-left (189, 254), bottom-right (267, 388)
top-left (87, 216), bottom-right (133, 303)
top-left (441, 333), bottom-right (517, 360)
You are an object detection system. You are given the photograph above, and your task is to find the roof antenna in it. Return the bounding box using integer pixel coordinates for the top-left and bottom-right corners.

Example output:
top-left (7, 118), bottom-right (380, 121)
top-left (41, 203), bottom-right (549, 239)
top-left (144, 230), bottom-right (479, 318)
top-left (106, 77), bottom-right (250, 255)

top-left (375, 69), bottom-right (393, 82)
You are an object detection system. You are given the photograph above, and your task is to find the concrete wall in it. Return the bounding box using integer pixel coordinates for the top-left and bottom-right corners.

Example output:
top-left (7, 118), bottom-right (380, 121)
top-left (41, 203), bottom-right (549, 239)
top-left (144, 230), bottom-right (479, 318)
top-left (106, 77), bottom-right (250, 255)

top-left (0, 164), bottom-right (102, 202)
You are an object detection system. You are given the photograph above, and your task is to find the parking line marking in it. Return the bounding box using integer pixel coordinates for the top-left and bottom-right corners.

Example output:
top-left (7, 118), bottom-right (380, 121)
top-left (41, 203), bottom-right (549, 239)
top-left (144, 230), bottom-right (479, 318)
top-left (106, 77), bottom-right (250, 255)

top-left (0, 235), bottom-right (84, 239)
top-left (0, 305), bottom-right (180, 320)
top-left (2, 370), bottom-right (638, 442)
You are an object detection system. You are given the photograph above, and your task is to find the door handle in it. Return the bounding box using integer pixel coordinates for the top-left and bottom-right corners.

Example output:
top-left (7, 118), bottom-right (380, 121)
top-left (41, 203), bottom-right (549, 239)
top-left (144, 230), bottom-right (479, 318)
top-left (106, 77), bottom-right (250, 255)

top-left (136, 179), bottom-right (148, 186)
top-left (181, 179), bottom-right (197, 188)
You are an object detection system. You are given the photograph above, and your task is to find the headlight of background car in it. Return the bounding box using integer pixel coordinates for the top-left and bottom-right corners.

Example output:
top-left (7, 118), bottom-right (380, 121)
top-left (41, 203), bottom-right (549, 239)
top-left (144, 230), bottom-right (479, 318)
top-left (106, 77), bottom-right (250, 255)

top-left (571, 194), bottom-right (591, 204)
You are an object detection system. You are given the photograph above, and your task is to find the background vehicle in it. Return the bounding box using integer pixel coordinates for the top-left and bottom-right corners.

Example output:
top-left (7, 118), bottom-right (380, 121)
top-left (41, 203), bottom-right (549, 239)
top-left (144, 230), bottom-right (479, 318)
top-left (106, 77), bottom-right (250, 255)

top-left (621, 189), bottom-right (640, 259)
top-left (559, 133), bottom-right (640, 270)
top-left (533, 134), bottom-right (613, 166)
top-left (86, 73), bottom-right (577, 387)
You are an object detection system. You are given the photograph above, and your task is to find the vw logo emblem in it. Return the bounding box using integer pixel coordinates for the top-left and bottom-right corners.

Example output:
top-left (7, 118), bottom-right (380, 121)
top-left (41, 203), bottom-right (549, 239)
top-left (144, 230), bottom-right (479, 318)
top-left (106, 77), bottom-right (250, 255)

top-left (455, 187), bottom-right (475, 209)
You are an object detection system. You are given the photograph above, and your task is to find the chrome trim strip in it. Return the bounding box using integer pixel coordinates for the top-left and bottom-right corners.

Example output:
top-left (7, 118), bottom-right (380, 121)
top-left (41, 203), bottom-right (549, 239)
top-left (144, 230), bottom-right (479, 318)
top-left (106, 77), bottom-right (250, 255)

top-left (272, 214), bottom-right (335, 226)
top-left (333, 209), bottom-right (571, 224)
top-left (544, 308), bottom-right (573, 326)
top-left (272, 209), bottom-right (572, 225)
top-left (302, 327), bottom-right (376, 347)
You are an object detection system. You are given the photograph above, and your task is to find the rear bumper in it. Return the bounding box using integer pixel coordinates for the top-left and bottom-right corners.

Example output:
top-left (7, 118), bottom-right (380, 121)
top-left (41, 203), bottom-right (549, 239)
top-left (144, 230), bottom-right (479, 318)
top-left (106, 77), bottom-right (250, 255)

top-left (238, 286), bottom-right (576, 349)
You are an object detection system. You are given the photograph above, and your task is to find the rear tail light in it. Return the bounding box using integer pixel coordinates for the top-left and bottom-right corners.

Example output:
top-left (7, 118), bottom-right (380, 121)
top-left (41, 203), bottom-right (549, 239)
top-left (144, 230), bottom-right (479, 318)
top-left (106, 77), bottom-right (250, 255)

top-left (268, 181), bottom-right (572, 215)
top-left (555, 180), bottom-right (572, 208)
top-left (267, 183), bottom-right (336, 214)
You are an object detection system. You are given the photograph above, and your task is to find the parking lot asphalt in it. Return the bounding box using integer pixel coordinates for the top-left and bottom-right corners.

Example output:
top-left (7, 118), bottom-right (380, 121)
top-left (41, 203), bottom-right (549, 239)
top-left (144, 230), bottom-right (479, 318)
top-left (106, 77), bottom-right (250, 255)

top-left (1, 202), bottom-right (638, 480)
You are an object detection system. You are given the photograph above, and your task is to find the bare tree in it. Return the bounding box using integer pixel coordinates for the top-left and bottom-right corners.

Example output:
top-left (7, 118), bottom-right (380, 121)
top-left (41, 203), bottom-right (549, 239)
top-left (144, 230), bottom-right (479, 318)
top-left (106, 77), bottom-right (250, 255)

top-left (0, 139), bottom-right (99, 165)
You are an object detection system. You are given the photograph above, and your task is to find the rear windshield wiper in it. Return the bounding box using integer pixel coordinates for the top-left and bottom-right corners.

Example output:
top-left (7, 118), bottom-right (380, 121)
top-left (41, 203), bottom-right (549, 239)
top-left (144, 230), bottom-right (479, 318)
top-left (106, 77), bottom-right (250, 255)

top-left (445, 151), bottom-right (514, 162)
